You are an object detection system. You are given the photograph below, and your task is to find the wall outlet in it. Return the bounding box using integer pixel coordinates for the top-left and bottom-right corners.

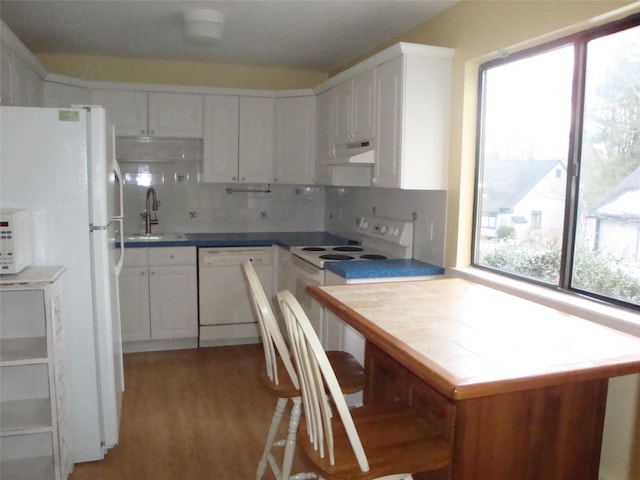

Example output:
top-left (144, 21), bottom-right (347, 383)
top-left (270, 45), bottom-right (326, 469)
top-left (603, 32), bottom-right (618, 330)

top-left (260, 211), bottom-right (268, 218)
top-left (189, 211), bottom-right (197, 219)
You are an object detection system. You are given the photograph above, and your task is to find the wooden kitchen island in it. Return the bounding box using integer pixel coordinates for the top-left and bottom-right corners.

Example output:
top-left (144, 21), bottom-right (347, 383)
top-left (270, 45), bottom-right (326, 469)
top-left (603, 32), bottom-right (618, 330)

top-left (307, 278), bottom-right (640, 480)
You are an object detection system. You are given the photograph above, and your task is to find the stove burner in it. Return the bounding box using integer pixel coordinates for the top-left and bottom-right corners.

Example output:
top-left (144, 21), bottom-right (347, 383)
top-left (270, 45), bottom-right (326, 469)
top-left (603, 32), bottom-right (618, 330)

top-left (302, 247), bottom-right (327, 252)
top-left (319, 254), bottom-right (354, 261)
top-left (333, 246), bottom-right (364, 252)
top-left (360, 254), bottom-right (388, 260)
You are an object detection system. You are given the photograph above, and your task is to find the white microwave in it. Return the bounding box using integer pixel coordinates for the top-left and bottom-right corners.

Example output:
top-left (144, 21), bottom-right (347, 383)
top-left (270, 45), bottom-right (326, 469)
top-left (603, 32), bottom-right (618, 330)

top-left (0, 208), bottom-right (32, 274)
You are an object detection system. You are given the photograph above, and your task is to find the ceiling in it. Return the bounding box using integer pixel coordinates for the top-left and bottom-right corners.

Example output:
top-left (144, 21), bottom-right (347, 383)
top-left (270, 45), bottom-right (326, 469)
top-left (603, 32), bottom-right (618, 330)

top-left (0, 0), bottom-right (456, 73)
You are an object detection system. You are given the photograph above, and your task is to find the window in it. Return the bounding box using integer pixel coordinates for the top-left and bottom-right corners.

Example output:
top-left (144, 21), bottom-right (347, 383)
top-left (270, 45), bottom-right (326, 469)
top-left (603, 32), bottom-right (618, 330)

top-left (531, 211), bottom-right (542, 230)
top-left (473, 13), bottom-right (640, 309)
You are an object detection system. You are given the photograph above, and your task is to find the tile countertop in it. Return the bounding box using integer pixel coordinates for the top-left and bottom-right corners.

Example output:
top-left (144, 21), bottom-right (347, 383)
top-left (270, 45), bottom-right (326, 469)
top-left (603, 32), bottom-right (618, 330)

top-left (121, 231), bottom-right (356, 249)
top-left (325, 258), bottom-right (444, 280)
top-left (122, 232), bottom-right (445, 280)
top-left (307, 277), bottom-right (640, 400)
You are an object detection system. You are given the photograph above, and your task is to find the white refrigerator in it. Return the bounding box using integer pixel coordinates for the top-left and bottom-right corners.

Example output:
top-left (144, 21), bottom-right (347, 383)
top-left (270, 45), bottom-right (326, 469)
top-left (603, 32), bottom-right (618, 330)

top-left (0, 106), bottom-right (125, 462)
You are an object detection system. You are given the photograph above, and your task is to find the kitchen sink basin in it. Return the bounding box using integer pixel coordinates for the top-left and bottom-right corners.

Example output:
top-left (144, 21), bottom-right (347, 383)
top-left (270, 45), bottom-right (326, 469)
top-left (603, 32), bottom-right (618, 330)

top-left (125, 233), bottom-right (186, 242)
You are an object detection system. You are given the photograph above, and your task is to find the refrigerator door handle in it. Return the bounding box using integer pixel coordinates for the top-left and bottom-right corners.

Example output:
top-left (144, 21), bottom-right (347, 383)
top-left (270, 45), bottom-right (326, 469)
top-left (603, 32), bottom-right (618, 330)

top-left (111, 130), bottom-right (125, 276)
top-left (112, 134), bottom-right (124, 221)
top-left (114, 218), bottom-right (124, 276)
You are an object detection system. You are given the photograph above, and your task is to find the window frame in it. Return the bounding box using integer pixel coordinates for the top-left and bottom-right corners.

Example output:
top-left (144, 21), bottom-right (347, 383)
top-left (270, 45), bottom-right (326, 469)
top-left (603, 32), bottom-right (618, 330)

top-left (471, 12), bottom-right (640, 311)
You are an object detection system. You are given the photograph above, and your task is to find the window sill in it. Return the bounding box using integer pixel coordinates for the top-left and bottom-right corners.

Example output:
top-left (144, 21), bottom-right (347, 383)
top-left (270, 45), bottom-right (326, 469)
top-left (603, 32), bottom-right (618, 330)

top-left (451, 267), bottom-right (640, 337)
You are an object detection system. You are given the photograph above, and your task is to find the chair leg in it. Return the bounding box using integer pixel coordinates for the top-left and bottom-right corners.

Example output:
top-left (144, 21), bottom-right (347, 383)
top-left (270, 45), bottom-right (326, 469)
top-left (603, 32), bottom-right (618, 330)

top-left (257, 397), bottom-right (288, 480)
top-left (281, 397), bottom-right (303, 480)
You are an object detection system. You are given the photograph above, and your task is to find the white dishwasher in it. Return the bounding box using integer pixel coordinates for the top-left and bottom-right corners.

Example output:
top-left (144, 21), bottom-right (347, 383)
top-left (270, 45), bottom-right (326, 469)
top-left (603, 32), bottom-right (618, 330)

top-left (198, 247), bottom-right (273, 347)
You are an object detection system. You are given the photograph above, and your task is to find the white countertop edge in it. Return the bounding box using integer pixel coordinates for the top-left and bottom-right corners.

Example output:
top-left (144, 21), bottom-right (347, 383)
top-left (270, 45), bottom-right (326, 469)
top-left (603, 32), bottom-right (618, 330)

top-left (451, 267), bottom-right (640, 338)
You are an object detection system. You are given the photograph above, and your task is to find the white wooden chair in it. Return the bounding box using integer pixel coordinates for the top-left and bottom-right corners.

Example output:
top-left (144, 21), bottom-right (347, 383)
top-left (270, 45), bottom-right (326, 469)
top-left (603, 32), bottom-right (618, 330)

top-left (241, 260), bottom-right (365, 480)
top-left (277, 289), bottom-right (452, 480)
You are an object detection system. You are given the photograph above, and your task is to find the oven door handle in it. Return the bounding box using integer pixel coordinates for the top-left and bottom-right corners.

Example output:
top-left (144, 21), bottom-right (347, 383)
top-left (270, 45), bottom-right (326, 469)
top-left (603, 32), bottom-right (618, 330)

top-left (291, 255), bottom-right (323, 278)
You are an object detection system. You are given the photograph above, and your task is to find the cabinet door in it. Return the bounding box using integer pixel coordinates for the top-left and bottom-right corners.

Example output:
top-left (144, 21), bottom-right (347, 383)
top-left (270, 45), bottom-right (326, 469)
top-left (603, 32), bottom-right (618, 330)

top-left (316, 88), bottom-right (335, 170)
top-left (274, 96), bottom-right (316, 184)
top-left (44, 81), bottom-right (90, 108)
top-left (91, 89), bottom-right (148, 136)
top-left (202, 95), bottom-right (240, 183)
top-left (373, 56), bottom-right (403, 188)
top-left (1, 40), bottom-right (15, 106)
top-left (333, 80), bottom-right (352, 145)
top-left (148, 92), bottom-right (204, 138)
top-left (149, 265), bottom-right (198, 339)
top-left (119, 267), bottom-right (151, 341)
top-left (239, 97), bottom-right (275, 183)
top-left (14, 55), bottom-right (43, 107)
top-left (352, 69), bottom-right (376, 142)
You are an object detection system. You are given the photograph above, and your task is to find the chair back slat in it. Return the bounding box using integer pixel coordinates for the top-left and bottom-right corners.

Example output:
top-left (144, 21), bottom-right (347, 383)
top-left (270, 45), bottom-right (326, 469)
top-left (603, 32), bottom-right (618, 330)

top-left (278, 290), bottom-right (370, 473)
top-left (241, 260), bottom-right (299, 389)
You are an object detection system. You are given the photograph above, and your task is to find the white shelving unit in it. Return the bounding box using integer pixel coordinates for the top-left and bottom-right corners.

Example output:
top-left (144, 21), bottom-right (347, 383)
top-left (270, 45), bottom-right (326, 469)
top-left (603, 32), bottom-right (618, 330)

top-left (0, 266), bottom-right (72, 480)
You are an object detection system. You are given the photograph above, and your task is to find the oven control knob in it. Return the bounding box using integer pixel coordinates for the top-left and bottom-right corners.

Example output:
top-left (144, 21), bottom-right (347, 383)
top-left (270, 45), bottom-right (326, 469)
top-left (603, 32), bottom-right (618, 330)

top-left (380, 225), bottom-right (388, 234)
top-left (362, 221), bottom-right (369, 230)
top-left (393, 228), bottom-right (400, 237)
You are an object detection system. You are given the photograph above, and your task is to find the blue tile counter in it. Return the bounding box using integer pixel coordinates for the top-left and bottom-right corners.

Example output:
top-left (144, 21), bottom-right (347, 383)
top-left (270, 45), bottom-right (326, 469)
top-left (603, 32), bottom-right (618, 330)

top-left (121, 231), bottom-right (355, 249)
top-left (325, 258), bottom-right (445, 280)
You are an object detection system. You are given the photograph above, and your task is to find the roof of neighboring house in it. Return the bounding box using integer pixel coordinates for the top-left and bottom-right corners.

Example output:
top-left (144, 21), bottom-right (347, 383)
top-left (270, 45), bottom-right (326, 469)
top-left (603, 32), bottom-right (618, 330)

top-left (593, 166), bottom-right (640, 220)
top-left (481, 160), bottom-right (562, 214)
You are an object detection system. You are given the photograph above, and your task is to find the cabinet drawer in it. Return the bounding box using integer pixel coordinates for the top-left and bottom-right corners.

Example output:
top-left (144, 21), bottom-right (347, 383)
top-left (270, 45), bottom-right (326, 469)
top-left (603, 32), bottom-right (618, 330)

top-left (149, 247), bottom-right (196, 266)
top-left (123, 248), bottom-right (149, 268)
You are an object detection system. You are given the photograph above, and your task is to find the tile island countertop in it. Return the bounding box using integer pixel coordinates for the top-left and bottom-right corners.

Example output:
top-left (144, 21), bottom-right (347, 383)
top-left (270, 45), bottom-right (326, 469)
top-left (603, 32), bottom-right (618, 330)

top-left (307, 277), bottom-right (640, 400)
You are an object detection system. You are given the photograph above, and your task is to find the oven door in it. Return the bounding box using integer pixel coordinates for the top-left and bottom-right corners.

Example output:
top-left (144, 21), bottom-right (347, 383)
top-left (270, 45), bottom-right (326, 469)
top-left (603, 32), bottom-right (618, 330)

top-left (281, 254), bottom-right (325, 337)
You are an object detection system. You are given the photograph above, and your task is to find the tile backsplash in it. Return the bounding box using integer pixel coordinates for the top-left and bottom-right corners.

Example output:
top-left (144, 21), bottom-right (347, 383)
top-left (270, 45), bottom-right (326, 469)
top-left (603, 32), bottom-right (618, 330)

top-left (121, 161), bottom-right (325, 234)
top-left (120, 154), bottom-right (446, 266)
top-left (324, 186), bottom-right (447, 266)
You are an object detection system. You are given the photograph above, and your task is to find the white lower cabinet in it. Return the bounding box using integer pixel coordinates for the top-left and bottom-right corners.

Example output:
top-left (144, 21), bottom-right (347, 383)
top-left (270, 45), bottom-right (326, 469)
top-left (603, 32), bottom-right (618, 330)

top-left (0, 266), bottom-right (72, 480)
top-left (119, 247), bottom-right (198, 352)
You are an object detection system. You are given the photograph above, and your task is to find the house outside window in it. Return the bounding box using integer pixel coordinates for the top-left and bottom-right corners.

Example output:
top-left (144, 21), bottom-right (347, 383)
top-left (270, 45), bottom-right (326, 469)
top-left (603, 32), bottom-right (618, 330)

top-left (473, 13), bottom-right (640, 309)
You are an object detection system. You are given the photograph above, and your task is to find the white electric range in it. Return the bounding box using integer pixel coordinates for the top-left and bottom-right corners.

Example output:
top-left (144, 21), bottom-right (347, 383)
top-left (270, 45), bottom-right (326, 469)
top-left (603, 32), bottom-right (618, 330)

top-left (281, 217), bottom-right (415, 355)
top-left (289, 216), bottom-right (414, 269)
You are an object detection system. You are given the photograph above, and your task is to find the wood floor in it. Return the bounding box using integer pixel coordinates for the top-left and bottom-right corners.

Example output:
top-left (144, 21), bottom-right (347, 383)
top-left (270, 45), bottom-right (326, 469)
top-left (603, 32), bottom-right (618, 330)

top-left (69, 345), bottom-right (311, 480)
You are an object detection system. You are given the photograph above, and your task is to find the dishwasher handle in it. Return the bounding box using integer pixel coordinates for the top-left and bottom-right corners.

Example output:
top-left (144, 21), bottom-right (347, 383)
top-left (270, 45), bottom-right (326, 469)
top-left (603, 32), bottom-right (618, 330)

top-left (199, 248), bottom-right (272, 267)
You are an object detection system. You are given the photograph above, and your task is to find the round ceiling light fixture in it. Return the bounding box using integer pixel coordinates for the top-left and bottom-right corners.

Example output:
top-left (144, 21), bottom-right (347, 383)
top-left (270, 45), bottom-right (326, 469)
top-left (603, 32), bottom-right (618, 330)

top-left (183, 9), bottom-right (224, 45)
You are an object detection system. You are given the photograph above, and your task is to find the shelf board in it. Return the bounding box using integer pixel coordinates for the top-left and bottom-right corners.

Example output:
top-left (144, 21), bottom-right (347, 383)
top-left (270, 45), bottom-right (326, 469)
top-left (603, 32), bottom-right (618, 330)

top-left (0, 398), bottom-right (52, 433)
top-left (0, 455), bottom-right (54, 480)
top-left (0, 337), bottom-right (47, 365)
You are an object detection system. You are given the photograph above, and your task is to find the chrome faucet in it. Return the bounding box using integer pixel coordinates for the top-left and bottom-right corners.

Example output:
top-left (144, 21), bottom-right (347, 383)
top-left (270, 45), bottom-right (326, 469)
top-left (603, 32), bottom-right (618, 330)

top-left (145, 187), bottom-right (159, 234)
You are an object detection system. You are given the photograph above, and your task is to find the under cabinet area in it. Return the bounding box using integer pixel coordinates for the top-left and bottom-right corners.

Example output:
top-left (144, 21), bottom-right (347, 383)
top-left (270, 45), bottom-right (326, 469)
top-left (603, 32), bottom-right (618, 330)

top-left (119, 247), bottom-right (198, 353)
top-left (0, 266), bottom-right (72, 480)
top-left (90, 89), bottom-right (203, 138)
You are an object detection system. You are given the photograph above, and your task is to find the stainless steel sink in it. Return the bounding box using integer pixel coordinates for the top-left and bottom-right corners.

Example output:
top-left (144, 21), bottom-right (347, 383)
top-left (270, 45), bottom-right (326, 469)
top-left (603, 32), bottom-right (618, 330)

top-left (124, 233), bottom-right (186, 242)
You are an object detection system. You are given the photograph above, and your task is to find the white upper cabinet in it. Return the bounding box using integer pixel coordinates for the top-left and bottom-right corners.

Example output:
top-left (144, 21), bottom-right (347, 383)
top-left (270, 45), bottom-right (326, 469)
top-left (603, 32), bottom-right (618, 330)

top-left (1, 39), bottom-right (44, 107)
top-left (274, 96), bottom-right (316, 185)
top-left (373, 51), bottom-right (452, 190)
top-left (148, 92), bottom-right (203, 138)
top-left (238, 96), bottom-right (274, 183)
top-left (202, 95), bottom-right (240, 183)
top-left (202, 95), bottom-right (274, 183)
top-left (90, 89), bottom-right (203, 138)
top-left (90, 89), bottom-right (148, 136)
top-left (316, 88), bottom-right (335, 169)
top-left (316, 88), bottom-right (371, 187)
top-left (333, 69), bottom-right (375, 146)
top-left (43, 82), bottom-right (90, 108)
